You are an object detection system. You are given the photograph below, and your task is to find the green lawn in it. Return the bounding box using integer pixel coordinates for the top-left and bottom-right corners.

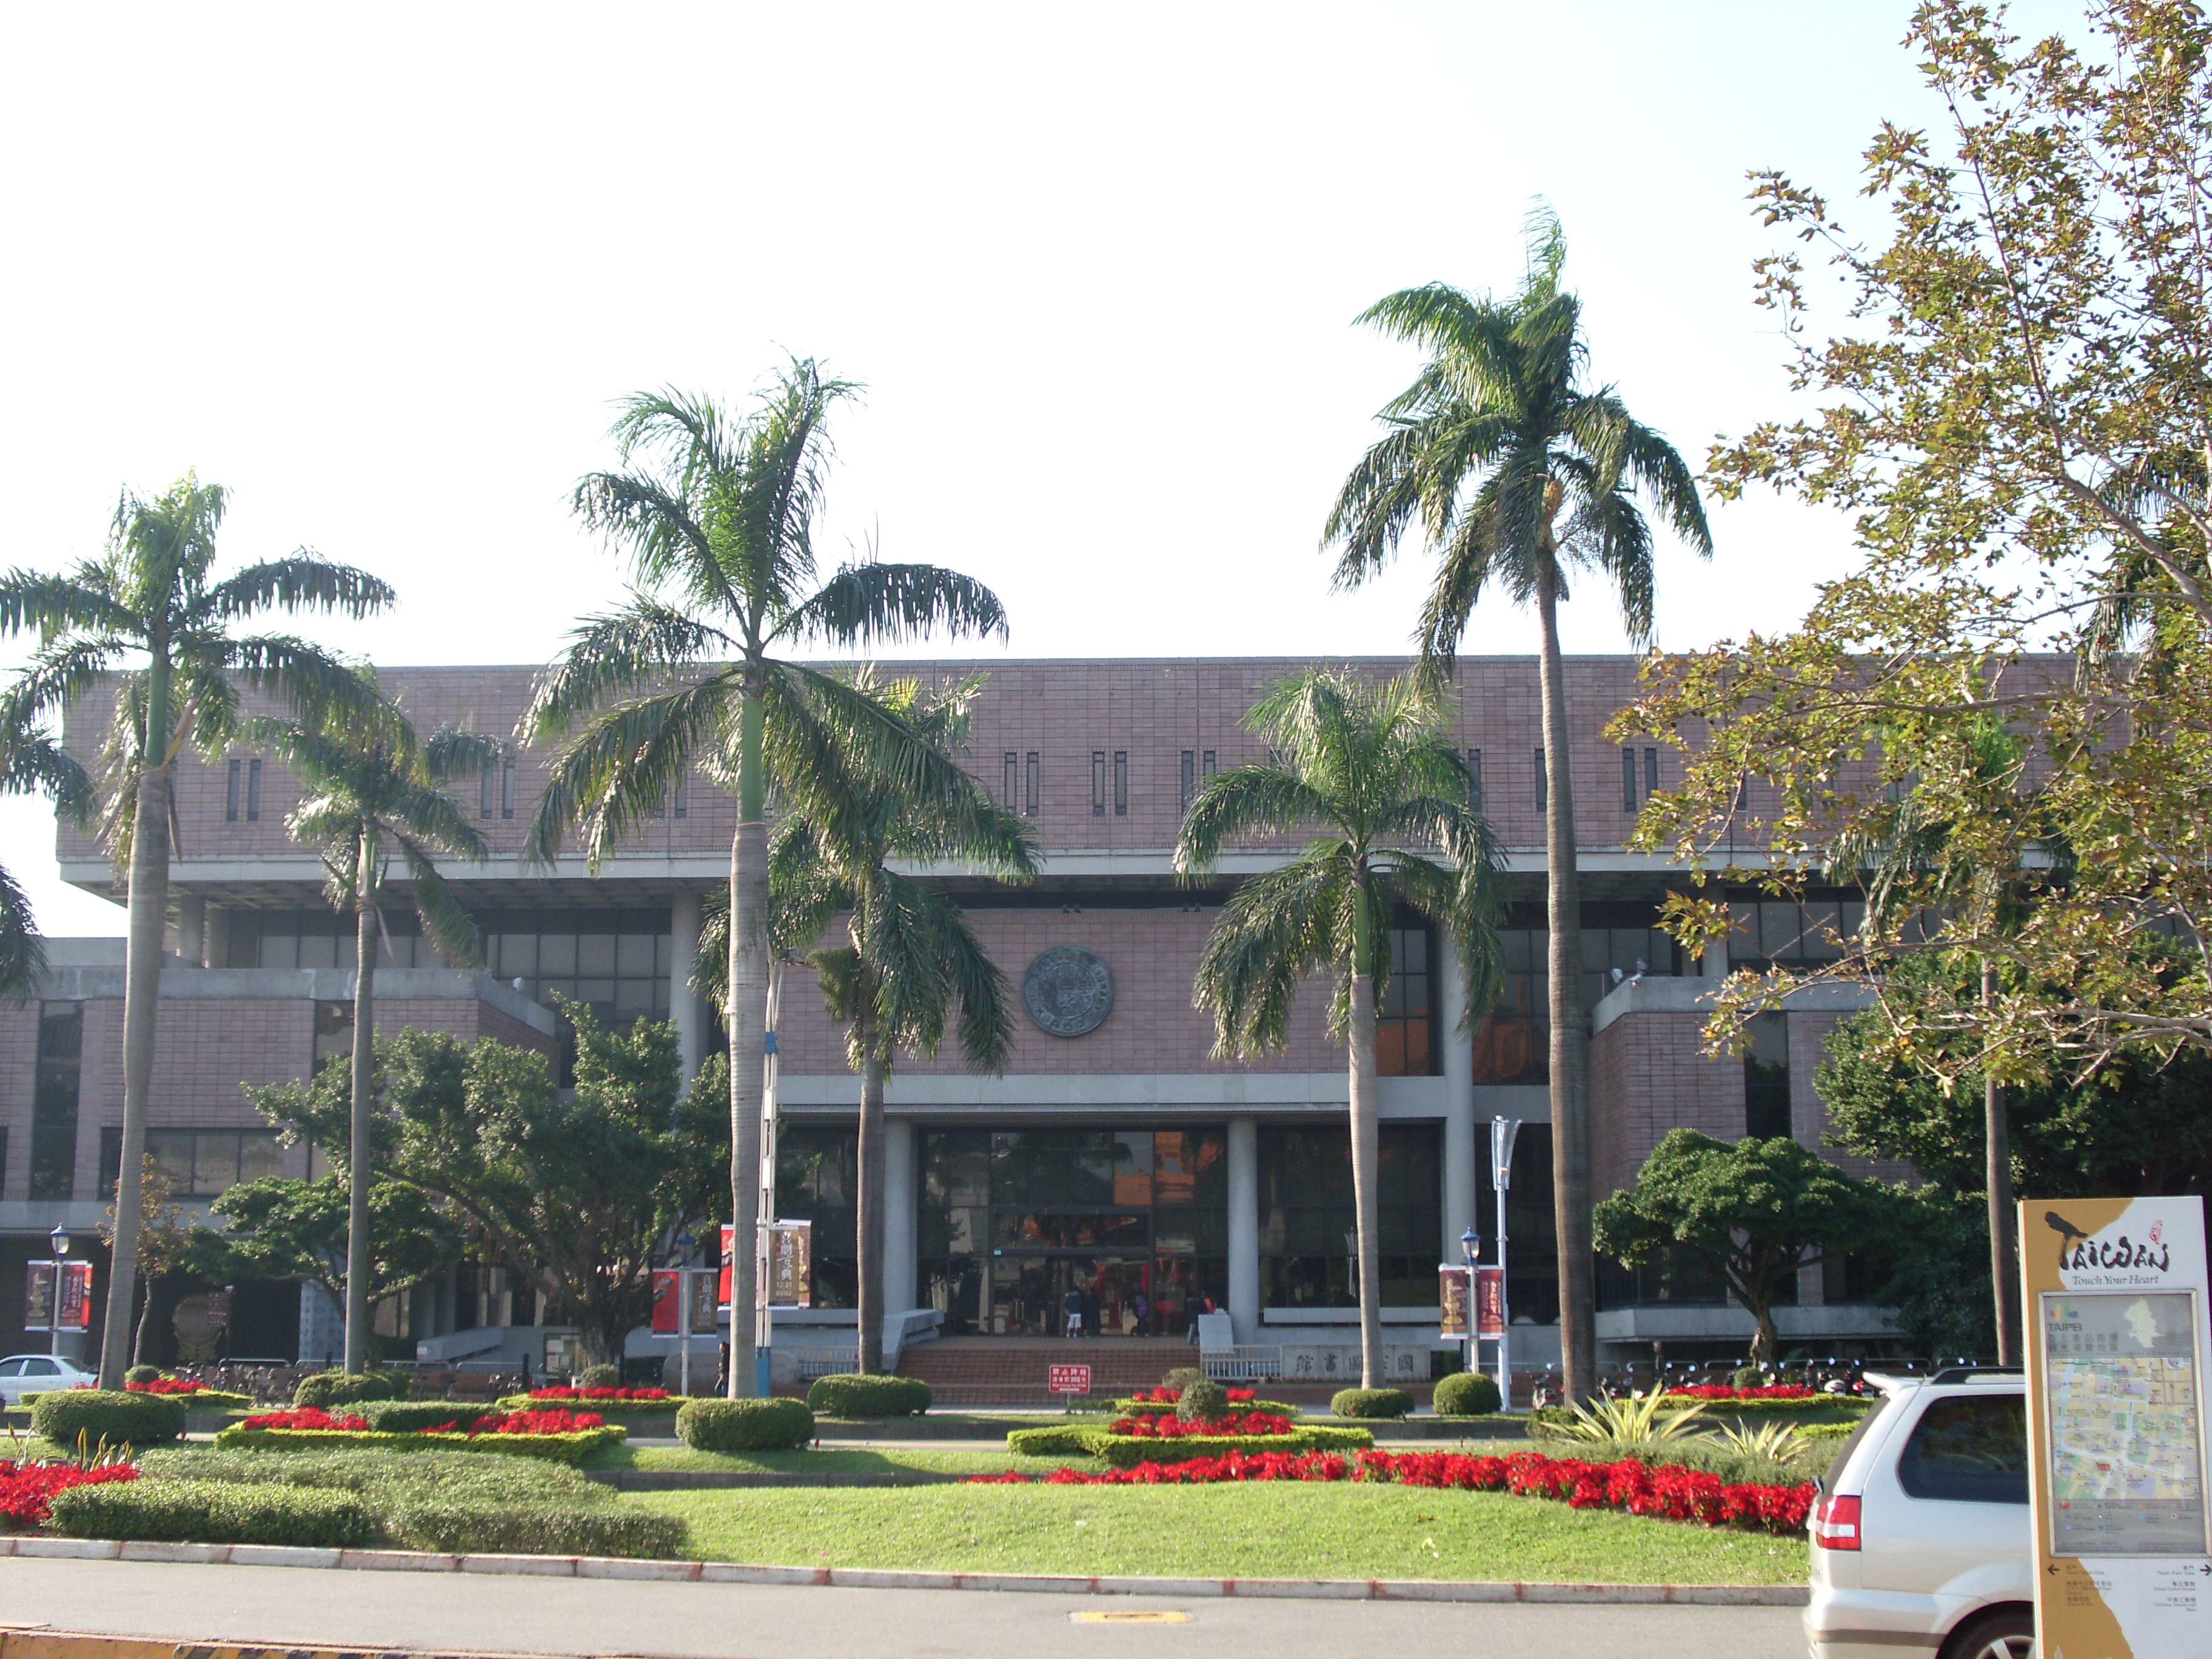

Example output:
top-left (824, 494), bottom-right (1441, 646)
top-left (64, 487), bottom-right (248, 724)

top-left (626, 1482), bottom-right (1809, 1584)
top-left (606, 1444), bottom-right (1089, 1476)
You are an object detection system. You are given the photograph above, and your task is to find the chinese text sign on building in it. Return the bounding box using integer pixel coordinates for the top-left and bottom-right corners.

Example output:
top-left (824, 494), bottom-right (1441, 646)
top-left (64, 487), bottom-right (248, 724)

top-left (2021, 1195), bottom-right (2211, 1655)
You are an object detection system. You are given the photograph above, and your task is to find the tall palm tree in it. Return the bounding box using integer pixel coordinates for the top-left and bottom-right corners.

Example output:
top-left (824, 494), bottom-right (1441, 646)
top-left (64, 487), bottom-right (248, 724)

top-left (0, 722), bottom-right (93, 996)
top-left (697, 671), bottom-right (1035, 1372)
top-left (526, 363), bottom-right (1010, 1396)
top-left (1321, 209), bottom-right (1712, 1401)
top-left (1175, 668), bottom-right (1507, 1387)
top-left (243, 677), bottom-right (501, 1371)
top-left (0, 474), bottom-right (390, 1386)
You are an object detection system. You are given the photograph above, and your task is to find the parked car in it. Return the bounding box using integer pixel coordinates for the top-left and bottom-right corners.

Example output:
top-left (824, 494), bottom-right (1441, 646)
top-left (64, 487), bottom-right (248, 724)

top-left (0, 1353), bottom-right (97, 1405)
top-left (1806, 1366), bottom-right (2032, 1659)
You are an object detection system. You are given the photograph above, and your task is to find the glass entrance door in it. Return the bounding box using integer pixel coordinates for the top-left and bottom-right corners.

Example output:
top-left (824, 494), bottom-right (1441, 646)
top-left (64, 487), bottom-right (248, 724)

top-left (988, 1255), bottom-right (1159, 1336)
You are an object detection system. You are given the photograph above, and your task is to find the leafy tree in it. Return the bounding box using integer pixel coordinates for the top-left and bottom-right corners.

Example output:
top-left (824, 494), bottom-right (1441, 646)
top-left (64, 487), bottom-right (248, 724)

top-left (249, 1010), bottom-right (725, 1366)
top-left (1593, 1128), bottom-right (1912, 1364)
top-left (0, 723), bottom-right (92, 996)
top-left (242, 675), bottom-right (501, 1372)
top-left (524, 366), bottom-right (1008, 1394)
top-left (0, 472), bottom-right (390, 1386)
top-left (96, 1158), bottom-right (194, 1366)
top-left (1322, 210), bottom-right (1712, 1398)
top-left (199, 1175), bottom-right (459, 1362)
top-left (1628, 3), bottom-right (2212, 1084)
top-left (1176, 668), bottom-right (1507, 1387)
top-left (698, 671), bottom-right (1033, 1372)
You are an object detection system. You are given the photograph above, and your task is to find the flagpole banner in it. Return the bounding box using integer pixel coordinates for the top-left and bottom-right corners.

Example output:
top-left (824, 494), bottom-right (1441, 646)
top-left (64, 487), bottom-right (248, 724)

top-left (2020, 1195), bottom-right (2211, 1655)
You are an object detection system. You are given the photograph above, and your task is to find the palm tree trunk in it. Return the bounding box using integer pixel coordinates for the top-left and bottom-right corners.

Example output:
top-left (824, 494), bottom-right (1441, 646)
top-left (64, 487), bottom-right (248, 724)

top-left (1982, 958), bottom-right (2018, 1366)
top-left (101, 655), bottom-right (172, 1389)
top-left (856, 1019), bottom-right (886, 1376)
top-left (344, 833), bottom-right (378, 1373)
top-left (1348, 902), bottom-right (1384, 1390)
top-left (1535, 581), bottom-right (1595, 1404)
top-left (726, 687), bottom-right (768, 1398)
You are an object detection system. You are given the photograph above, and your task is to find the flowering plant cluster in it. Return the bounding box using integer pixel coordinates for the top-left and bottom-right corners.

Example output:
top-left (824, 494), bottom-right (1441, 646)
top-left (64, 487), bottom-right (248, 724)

top-left (124, 1378), bottom-right (213, 1396)
top-left (241, 1407), bottom-right (370, 1430)
top-left (1107, 1410), bottom-right (1294, 1438)
top-left (423, 1408), bottom-right (606, 1436)
top-left (968, 1447), bottom-right (1814, 1535)
top-left (527, 1386), bottom-right (669, 1402)
top-left (1662, 1384), bottom-right (1817, 1401)
top-left (0, 1460), bottom-right (138, 1529)
top-left (1124, 1386), bottom-right (1255, 1406)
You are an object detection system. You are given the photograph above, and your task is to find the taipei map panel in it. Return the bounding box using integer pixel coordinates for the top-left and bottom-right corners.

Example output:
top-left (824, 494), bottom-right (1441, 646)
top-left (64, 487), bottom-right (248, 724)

top-left (2040, 1290), bottom-right (2207, 1556)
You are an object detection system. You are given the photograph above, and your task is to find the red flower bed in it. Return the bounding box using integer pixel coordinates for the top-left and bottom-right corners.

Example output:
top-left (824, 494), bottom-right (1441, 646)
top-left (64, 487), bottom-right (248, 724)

top-left (1663, 1384), bottom-right (1817, 1401)
top-left (1107, 1410), bottom-right (1294, 1438)
top-left (418, 1409), bottom-right (607, 1436)
top-left (967, 1447), bottom-right (1814, 1535)
top-left (125, 1379), bottom-right (212, 1396)
top-left (241, 1407), bottom-right (371, 1430)
top-left (1124, 1386), bottom-right (1255, 1406)
top-left (0, 1460), bottom-right (138, 1529)
top-left (526, 1386), bottom-right (669, 1403)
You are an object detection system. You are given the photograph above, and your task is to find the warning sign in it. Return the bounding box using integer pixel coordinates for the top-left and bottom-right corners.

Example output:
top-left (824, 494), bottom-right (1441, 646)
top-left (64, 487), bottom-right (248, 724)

top-left (1049, 1364), bottom-right (1092, 1396)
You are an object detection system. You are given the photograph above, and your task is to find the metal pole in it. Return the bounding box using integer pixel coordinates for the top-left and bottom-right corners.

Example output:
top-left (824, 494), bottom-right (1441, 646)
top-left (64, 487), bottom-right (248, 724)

top-left (679, 1267), bottom-right (693, 1396)
top-left (49, 1254), bottom-right (61, 1359)
top-left (1492, 1118), bottom-right (1520, 1409)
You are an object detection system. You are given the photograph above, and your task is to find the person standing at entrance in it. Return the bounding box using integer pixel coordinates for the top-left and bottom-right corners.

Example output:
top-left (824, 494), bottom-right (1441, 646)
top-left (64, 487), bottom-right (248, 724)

top-left (1131, 1292), bottom-right (1150, 1336)
top-left (1063, 1282), bottom-right (1084, 1338)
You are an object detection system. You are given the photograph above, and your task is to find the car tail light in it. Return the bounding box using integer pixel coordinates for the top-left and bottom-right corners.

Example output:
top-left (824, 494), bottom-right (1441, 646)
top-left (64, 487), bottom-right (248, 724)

top-left (1811, 1493), bottom-right (1861, 1550)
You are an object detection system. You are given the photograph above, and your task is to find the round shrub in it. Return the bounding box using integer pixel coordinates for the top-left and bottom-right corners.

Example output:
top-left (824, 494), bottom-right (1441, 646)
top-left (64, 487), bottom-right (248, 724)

top-left (292, 1369), bottom-right (410, 1409)
top-left (579, 1364), bottom-right (622, 1390)
top-left (125, 1364), bottom-right (162, 1386)
top-left (31, 1388), bottom-right (187, 1448)
top-left (1175, 1379), bottom-right (1228, 1424)
top-left (1160, 1367), bottom-right (1205, 1395)
top-left (675, 1396), bottom-right (814, 1452)
top-left (805, 1373), bottom-right (931, 1418)
top-left (1331, 1387), bottom-right (1414, 1420)
top-left (1731, 1364), bottom-right (1766, 1390)
top-left (1433, 1372), bottom-right (1503, 1416)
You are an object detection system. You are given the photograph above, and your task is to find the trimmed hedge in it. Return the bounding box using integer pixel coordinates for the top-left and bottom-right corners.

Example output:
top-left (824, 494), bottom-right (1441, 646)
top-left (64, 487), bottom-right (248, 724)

top-left (805, 1374), bottom-right (932, 1418)
top-left (32, 1389), bottom-right (186, 1449)
top-left (1331, 1388), bottom-right (1415, 1420)
top-left (387, 1501), bottom-right (687, 1558)
top-left (170, 1390), bottom-right (257, 1413)
top-left (47, 1480), bottom-right (377, 1548)
top-left (124, 1366), bottom-right (162, 1385)
top-left (1005, 1425), bottom-right (1100, 1458)
top-left (494, 1393), bottom-right (682, 1415)
top-left (675, 1397), bottom-right (814, 1452)
top-left (1112, 1397), bottom-right (1296, 1418)
top-left (136, 1446), bottom-right (596, 1504)
top-left (210, 1426), bottom-right (625, 1466)
top-left (1004, 1423), bottom-right (1373, 1466)
top-left (292, 1369), bottom-right (411, 1409)
top-left (355, 1401), bottom-right (502, 1434)
top-left (1655, 1393), bottom-right (1874, 1415)
top-left (1433, 1373), bottom-right (1503, 1417)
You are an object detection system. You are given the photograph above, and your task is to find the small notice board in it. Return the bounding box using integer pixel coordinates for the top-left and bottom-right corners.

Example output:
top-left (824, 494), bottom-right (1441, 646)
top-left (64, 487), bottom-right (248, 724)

top-left (1050, 1364), bottom-right (1092, 1396)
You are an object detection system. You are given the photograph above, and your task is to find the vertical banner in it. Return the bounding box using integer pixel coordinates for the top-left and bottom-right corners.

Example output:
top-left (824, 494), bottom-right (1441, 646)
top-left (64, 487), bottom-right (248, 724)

top-left (767, 1221), bottom-right (812, 1308)
top-left (2021, 1195), bottom-right (2211, 1656)
top-left (53, 1264), bottom-right (92, 1332)
top-left (22, 1261), bottom-right (55, 1331)
top-left (717, 1222), bottom-right (735, 1310)
top-left (690, 1265), bottom-right (720, 1330)
top-left (651, 1269), bottom-right (681, 1334)
top-left (1438, 1265), bottom-right (1469, 1339)
top-left (1474, 1265), bottom-right (1505, 1337)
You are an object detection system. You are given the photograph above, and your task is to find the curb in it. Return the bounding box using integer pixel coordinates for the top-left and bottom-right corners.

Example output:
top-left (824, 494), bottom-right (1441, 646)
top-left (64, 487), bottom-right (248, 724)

top-left (0, 1534), bottom-right (1809, 1606)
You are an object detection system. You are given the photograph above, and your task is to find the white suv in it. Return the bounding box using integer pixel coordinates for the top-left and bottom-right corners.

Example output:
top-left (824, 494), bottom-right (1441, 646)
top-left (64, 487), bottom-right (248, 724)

top-left (1806, 1368), bottom-right (2031, 1659)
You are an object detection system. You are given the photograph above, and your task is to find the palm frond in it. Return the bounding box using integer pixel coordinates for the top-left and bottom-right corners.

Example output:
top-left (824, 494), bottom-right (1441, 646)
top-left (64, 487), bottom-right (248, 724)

top-left (398, 837), bottom-right (483, 967)
top-left (193, 556), bottom-right (394, 625)
top-left (0, 862), bottom-right (49, 997)
top-left (0, 569), bottom-right (141, 638)
top-left (774, 563), bottom-right (1009, 649)
top-left (1191, 848), bottom-right (1344, 1057)
top-left (522, 602), bottom-right (734, 740)
top-left (525, 676), bottom-right (739, 869)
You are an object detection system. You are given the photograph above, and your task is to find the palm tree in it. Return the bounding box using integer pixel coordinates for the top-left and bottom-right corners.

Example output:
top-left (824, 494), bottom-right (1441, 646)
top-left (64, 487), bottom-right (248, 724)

top-left (0, 722), bottom-right (93, 996)
top-left (697, 671), bottom-right (1035, 1372)
top-left (0, 473), bottom-right (390, 1386)
top-left (1321, 209), bottom-right (1712, 1401)
top-left (243, 677), bottom-right (501, 1372)
top-left (1175, 668), bottom-right (1507, 1387)
top-left (525, 364), bottom-right (1009, 1396)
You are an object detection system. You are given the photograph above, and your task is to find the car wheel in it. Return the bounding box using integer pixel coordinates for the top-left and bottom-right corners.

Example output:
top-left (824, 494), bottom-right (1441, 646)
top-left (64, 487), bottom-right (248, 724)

top-left (1945, 1606), bottom-right (2035, 1659)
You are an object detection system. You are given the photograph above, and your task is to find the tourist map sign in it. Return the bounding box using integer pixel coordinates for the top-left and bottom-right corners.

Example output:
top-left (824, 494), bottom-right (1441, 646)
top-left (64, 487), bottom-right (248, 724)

top-left (2022, 1195), bottom-right (2212, 1654)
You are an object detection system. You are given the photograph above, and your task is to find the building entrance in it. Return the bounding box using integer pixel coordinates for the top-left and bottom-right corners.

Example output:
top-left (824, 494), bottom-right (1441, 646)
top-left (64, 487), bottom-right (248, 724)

top-left (992, 1254), bottom-right (1162, 1337)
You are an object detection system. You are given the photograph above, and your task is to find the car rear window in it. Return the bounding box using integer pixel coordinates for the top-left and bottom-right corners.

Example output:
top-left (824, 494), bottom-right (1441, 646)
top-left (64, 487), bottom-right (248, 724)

top-left (1896, 1393), bottom-right (2028, 1504)
top-left (1821, 1393), bottom-right (1892, 1495)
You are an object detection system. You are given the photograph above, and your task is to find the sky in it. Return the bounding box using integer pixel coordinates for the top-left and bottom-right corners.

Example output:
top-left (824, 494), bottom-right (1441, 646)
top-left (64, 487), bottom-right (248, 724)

top-left (0, 1), bottom-right (2090, 934)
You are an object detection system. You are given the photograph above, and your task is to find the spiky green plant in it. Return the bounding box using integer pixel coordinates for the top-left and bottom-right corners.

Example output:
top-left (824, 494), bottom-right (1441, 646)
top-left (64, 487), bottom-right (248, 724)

top-left (1709, 1417), bottom-right (1808, 1461)
top-left (1549, 1389), bottom-right (1712, 1445)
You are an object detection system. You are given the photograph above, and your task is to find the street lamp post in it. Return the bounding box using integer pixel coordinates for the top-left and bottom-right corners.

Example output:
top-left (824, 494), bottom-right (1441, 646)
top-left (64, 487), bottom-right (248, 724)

top-left (48, 1224), bottom-right (71, 1360)
top-left (1460, 1227), bottom-right (1479, 1382)
top-left (674, 1231), bottom-right (697, 1396)
top-left (1490, 1117), bottom-right (1521, 1409)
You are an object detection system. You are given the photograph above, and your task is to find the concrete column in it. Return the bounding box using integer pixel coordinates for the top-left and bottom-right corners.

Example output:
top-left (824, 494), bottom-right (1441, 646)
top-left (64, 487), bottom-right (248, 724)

top-left (1439, 932), bottom-right (1477, 1261)
top-left (204, 906), bottom-right (233, 970)
top-left (670, 890), bottom-right (705, 1084)
top-left (175, 893), bottom-right (206, 967)
top-left (882, 1118), bottom-right (918, 1316)
top-left (1227, 1114), bottom-right (1259, 1345)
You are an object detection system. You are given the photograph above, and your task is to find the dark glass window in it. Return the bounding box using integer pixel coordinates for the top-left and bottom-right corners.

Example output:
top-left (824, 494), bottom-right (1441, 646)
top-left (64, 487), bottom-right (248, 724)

top-left (1533, 747), bottom-right (1546, 813)
top-left (1622, 749), bottom-right (1638, 813)
top-left (500, 762), bottom-right (515, 820)
top-left (1896, 1395), bottom-right (2028, 1504)
top-left (1091, 752), bottom-right (1106, 817)
top-left (1004, 751), bottom-right (1018, 809)
top-left (1646, 746), bottom-right (1660, 800)
top-left (100, 1127), bottom-right (283, 1200)
top-left (1025, 752), bottom-right (1039, 817)
top-left (30, 1003), bottom-right (82, 1199)
top-left (246, 758), bottom-right (261, 821)
top-left (1728, 896), bottom-right (1864, 971)
top-left (1113, 751), bottom-right (1128, 816)
top-left (481, 765), bottom-right (495, 820)
top-left (1375, 925), bottom-right (1435, 1077)
top-left (1202, 750), bottom-right (1216, 783)
top-left (1258, 1123), bottom-right (1441, 1309)
top-left (1598, 1244), bottom-right (1729, 1309)
top-left (226, 757), bottom-right (242, 822)
top-left (1744, 1011), bottom-right (1791, 1138)
top-left (1464, 748), bottom-right (1483, 814)
top-left (674, 773), bottom-right (688, 819)
top-left (1824, 1251), bottom-right (1884, 1303)
top-left (1180, 751), bottom-right (1195, 811)
top-left (1473, 925), bottom-right (1548, 1084)
top-left (776, 1126), bottom-right (857, 1309)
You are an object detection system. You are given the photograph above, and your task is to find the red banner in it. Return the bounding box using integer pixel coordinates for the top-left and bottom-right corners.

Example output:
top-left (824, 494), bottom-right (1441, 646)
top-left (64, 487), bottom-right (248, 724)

top-left (651, 1269), bottom-right (681, 1334)
top-left (1475, 1265), bottom-right (1505, 1336)
top-left (1049, 1364), bottom-right (1092, 1395)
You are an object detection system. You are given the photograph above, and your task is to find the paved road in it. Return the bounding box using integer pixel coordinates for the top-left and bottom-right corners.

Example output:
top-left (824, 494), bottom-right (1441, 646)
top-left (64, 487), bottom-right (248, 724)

top-left (0, 1559), bottom-right (1807, 1659)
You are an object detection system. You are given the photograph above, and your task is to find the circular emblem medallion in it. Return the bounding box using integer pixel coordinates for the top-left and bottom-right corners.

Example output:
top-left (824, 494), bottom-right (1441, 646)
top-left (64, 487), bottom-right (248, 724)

top-left (1023, 945), bottom-right (1114, 1037)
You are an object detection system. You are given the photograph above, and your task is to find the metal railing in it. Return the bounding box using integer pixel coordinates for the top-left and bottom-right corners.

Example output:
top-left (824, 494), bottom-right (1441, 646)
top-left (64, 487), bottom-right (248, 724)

top-left (785, 1346), bottom-right (858, 1380)
top-left (1202, 1345), bottom-right (1284, 1381)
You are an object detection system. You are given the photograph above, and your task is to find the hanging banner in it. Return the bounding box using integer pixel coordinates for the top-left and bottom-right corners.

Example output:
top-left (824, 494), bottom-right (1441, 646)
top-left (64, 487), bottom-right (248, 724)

top-left (718, 1223), bottom-right (735, 1311)
top-left (768, 1220), bottom-right (812, 1309)
top-left (22, 1261), bottom-right (54, 1332)
top-left (1438, 1265), bottom-right (1469, 1339)
top-left (23, 1262), bottom-right (92, 1333)
top-left (1474, 1265), bottom-right (1505, 1337)
top-left (651, 1269), bottom-right (683, 1335)
top-left (2021, 1195), bottom-right (2211, 1656)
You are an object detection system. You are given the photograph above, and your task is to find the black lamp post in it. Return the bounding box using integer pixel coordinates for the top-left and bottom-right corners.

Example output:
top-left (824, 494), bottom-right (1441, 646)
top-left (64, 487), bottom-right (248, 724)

top-left (47, 1224), bottom-right (72, 1359)
top-left (1460, 1227), bottom-right (1480, 1378)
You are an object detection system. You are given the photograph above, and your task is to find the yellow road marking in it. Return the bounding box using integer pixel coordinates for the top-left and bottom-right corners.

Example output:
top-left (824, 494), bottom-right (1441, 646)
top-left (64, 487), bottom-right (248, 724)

top-left (1070, 1611), bottom-right (1190, 1624)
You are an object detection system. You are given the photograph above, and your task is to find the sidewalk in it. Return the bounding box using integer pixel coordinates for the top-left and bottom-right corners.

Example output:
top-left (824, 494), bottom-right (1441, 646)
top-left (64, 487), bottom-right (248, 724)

top-left (0, 1557), bottom-right (1808, 1659)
